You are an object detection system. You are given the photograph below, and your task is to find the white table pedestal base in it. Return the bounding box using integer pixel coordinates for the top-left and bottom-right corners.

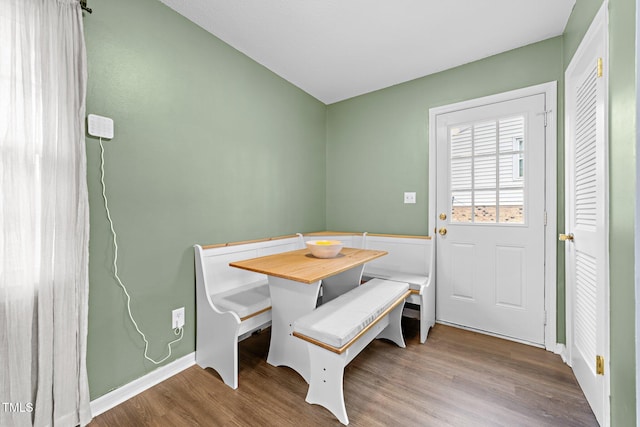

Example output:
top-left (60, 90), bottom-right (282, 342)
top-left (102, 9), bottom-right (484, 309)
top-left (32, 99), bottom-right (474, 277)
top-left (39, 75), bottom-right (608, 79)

top-left (266, 276), bottom-right (321, 383)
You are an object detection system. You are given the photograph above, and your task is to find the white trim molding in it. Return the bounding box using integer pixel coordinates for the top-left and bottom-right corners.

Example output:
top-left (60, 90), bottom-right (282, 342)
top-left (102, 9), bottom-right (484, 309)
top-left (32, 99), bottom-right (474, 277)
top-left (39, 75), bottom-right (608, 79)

top-left (90, 352), bottom-right (196, 418)
top-left (553, 343), bottom-right (568, 364)
top-left (635, 2), bottom-right (640, 426)
top-left (428, 81), bottom-right (558, 351)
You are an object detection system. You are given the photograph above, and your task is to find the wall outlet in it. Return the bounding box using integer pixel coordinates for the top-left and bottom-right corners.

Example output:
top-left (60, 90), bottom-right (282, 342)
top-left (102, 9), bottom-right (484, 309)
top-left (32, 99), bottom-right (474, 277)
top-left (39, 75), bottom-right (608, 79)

top-left (172, 307), bottom-right (185, 329)
top-left (404, 192), bottom-right (417, 204)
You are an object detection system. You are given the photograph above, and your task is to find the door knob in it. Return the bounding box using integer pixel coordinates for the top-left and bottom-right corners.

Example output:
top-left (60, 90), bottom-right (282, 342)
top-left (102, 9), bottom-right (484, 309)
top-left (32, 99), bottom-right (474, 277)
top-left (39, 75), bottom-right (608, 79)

top-left (439, 213), bottom-right (447, 220)
top-left (438, 227), bottom-right (447, 236)
top-left (559, 233), bottom-right (574, 241)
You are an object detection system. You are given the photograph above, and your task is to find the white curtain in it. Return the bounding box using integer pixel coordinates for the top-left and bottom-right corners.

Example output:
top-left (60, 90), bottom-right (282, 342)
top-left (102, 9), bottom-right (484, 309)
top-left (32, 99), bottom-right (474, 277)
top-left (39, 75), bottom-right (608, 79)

top-left (0, 0), bottom-right (91, 426)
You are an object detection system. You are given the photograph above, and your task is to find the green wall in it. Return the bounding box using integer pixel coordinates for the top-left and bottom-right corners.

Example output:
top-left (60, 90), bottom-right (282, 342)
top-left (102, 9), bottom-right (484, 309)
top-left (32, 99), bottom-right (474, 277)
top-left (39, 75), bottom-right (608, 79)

top-left (607, 1), bottom-right (637, 423)
top-left (325, 36), bottom-right (563, 232)
top-left (326, 37), bottom-right (565, 331)
top-left (563, 0), bottom-right (606, 65)
top-left (84, 0), bottom-right (326, 398)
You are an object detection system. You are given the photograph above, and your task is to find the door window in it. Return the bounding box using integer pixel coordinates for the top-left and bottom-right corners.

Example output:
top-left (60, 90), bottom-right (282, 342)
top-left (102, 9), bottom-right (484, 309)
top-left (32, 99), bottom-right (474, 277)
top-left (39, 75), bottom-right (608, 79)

top-left (449, 116), bottom-right (526, 224)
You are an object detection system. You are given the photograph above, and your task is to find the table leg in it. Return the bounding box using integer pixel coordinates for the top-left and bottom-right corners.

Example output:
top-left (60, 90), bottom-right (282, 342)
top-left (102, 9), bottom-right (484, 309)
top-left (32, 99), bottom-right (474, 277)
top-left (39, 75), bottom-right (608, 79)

top-left (320, 265), bottom-right (364, 303)
top-left (267, 276), bottom-right (321, 383)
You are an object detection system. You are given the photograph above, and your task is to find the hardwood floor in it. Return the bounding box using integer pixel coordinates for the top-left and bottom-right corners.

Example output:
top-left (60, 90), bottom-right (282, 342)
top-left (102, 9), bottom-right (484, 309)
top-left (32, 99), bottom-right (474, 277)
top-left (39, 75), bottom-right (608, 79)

top-left (89, 321), bottom-right (598, 426)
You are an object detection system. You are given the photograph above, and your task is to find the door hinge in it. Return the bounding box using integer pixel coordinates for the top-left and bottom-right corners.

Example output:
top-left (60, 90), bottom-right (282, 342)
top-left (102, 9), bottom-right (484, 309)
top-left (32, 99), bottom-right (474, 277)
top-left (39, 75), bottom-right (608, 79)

top-left (596, 355), bottom-right (605, 375)
top-left (537, 110), bottom-right (552, 127)
top-left (597, 58), bottom-right (603, 78)
top-left (544, 211), bottom-right (548, 226)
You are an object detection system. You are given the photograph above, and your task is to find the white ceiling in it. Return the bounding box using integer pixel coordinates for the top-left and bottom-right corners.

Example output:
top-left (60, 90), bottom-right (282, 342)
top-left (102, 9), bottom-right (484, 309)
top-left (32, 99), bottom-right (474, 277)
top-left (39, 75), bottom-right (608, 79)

top-left (158, 0), bottom-right (575, 104)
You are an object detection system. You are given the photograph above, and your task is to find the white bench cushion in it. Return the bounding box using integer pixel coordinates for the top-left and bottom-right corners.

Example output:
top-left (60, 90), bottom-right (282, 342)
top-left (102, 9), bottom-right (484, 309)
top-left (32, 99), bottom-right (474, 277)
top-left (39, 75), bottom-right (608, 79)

top-left (293, 278), bottom-right (409, 348)
top-left (364, 269), bottom-right (428, 291)
top-left (211, 280), bottom-right (270, 319)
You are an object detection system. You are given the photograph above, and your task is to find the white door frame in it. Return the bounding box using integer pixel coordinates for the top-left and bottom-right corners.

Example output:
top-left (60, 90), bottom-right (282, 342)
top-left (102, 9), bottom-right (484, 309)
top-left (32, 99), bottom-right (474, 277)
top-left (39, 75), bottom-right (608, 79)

top-left (635, 1), bottom-right (640, 424)
top-left (428, 82), bottom-right (558, 351)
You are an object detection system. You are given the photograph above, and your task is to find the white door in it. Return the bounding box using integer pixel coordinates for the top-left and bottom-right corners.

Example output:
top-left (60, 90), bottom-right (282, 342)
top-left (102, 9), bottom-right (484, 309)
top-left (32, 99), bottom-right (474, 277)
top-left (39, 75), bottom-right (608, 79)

top-left (565, 3), bottom-right (609, 425)
top-left (435, 94), bottom-right (547, 345)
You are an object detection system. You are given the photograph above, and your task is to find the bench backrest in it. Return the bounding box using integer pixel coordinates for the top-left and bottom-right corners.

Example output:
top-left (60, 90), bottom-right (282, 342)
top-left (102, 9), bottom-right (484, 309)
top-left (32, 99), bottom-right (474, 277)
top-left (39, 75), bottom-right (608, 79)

top-left (195, 236), bottom-right (302, 296)
top-left (362, 234), bottom-right (433, 278)
top-left (300, 233), bottom-right (362, 249)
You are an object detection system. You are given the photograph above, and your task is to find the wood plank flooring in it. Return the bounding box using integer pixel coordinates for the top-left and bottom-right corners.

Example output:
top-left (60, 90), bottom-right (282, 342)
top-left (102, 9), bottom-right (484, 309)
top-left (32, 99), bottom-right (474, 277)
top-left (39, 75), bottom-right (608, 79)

top-left (89, 321), bottom-right (598, 426)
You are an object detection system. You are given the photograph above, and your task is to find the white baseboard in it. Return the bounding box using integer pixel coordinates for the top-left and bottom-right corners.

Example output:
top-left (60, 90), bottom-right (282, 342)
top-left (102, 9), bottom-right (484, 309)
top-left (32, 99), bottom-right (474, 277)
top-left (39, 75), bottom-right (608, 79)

top-left (90, 352), bottom-right (196, 417)
top-left (553, 343), bottom-right (568, 364)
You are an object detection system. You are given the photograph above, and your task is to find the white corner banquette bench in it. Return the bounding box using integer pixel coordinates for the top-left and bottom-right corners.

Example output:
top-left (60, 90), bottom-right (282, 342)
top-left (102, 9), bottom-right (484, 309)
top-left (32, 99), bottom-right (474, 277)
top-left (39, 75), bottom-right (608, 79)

top-left (195, 231), bottom-right (434, 423)
top-left (194, 234), bottom-right (303, 389)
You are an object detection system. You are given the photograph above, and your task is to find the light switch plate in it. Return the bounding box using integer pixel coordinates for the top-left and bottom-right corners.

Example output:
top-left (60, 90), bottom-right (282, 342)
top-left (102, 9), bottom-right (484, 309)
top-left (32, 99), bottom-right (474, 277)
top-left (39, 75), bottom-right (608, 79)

top-left (88, 114), bottom-right (114, 139)
top-left (404, 192), bottom-right (417, 204)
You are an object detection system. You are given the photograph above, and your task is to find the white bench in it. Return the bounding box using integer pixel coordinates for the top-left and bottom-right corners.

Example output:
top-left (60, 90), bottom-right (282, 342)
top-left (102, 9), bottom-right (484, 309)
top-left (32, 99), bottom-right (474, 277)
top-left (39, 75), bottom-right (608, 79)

top-left (194, 234), bottom-right (303, 389)
top-left (361, 233), bottom-right (435, 343)
top-left (293, 279), bottom-right (411, 425)
top-left (302, 232), bottom-right (436, 342)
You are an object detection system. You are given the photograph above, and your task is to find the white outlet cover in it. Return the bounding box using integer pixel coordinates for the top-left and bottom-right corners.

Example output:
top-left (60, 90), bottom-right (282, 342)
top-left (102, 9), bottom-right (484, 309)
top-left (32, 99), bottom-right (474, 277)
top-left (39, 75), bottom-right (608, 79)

top-left (172, 307), bottom-right (185, 329)
top-left (404, 192), bottom-right (417, 204)
top-left (88, 114), bottom-right (114, 139)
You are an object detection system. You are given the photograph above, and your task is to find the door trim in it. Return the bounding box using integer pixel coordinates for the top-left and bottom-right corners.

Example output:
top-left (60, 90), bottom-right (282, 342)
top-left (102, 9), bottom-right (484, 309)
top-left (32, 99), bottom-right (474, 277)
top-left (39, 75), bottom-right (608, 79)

top-left (428, 82), bottom-right (558, 351)
top-left (636, 0), bottom-right (640, 423)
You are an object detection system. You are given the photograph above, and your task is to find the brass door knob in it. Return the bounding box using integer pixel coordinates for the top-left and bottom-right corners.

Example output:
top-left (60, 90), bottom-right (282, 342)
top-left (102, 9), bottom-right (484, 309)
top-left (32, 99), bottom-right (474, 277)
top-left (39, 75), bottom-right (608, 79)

top-left (439, 213), bottom-right (447, 220)
top-left (438, 227), bottom-right (447, 236)
top-left (559, 233), bottom-right (574, 241)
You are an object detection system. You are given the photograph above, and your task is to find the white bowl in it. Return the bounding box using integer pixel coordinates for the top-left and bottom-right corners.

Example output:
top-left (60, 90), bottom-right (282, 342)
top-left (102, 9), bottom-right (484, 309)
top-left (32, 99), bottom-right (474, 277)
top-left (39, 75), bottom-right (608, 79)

top-left (306, 240), bottom-right (344, 259)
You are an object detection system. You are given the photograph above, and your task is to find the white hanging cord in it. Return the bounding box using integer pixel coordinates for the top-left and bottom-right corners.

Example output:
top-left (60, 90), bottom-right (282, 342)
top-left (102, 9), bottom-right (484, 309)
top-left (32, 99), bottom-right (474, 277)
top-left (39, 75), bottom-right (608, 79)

top-left (99, 137), bottom-right (183, 365)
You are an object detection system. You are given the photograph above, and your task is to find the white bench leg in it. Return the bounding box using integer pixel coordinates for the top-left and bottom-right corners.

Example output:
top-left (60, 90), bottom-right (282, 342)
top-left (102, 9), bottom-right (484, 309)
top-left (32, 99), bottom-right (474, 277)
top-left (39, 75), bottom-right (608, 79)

top-left (419, 300), bottom-right (432, 344)
top-left (420, 284), bottom-right (436, 344)
top-left (375, 303), bottom-right (406, 348)
top-left (305, 346), bottom-right (349, 425)
top-left (420, 306), bottom-right (429, 344)
top-left (321, 266), bottom-right (364, 303)
top-left (196, 313), bottom-right (241, 389)
top-left (303, 307), bottom-right (406, 425)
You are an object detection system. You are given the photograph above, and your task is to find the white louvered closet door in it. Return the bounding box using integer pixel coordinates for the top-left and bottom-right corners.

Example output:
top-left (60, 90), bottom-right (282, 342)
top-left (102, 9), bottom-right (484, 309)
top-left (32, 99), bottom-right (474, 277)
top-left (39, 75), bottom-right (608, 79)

top-left (564, 3), bottom-right (608, 425)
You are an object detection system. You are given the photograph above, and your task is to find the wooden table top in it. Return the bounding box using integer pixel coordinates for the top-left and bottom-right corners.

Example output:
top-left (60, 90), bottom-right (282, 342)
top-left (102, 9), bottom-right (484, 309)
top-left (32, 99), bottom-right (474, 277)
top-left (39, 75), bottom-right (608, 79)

top-left (229, 247), bottom-right (387, 284)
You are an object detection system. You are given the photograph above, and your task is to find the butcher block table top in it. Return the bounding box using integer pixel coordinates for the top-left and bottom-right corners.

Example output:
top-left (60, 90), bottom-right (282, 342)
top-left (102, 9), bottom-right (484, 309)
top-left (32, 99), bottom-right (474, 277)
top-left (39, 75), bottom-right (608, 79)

top-left (230, 247), bottom-right (387, 284)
